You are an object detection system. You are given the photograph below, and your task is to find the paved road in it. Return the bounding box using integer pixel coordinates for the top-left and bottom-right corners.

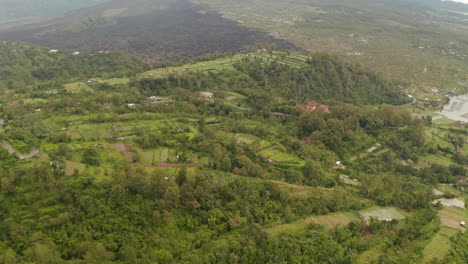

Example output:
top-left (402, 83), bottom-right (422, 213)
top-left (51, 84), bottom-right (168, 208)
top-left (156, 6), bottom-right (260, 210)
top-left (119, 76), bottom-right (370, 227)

top-left (1, 140), bottom-right (39, 160)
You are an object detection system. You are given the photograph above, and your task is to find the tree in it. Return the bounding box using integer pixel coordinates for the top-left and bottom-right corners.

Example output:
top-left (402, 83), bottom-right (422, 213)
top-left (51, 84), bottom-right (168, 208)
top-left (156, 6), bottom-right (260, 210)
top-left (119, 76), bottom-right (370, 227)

top-left (2, 248), bottom-right (16, 264)
top-left (304, 160), bottom-right (325, 186)
top-left (221, 156), bottom-right (232, 172)
top-left (82, 146), bottom-right (100, 166)
top-left (84, 243), bottom-right (115, 264)
top-left (177, 166), bottom-right (187, 186)
top-left (118, 245), bottom-right (137, 264)
top-left (24, 242), bottom-right (62, 264)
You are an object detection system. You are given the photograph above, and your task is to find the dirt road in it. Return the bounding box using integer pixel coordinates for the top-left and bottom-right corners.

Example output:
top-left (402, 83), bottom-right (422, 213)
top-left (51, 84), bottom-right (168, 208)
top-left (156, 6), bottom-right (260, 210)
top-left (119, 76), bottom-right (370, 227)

top-left (1, 140), bottom-right (39, 160)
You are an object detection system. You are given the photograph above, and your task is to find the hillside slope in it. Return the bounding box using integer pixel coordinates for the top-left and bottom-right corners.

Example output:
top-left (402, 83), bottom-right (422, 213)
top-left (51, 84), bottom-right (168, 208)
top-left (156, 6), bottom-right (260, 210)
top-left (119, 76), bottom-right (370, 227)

top-left (194, 0), bottom-right (468, 89)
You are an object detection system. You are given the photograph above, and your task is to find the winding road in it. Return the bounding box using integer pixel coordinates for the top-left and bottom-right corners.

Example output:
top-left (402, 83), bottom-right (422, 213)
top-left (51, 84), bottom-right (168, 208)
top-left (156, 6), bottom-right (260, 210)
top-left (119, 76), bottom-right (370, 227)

top-left (1, 140), bottom-right (39, 160)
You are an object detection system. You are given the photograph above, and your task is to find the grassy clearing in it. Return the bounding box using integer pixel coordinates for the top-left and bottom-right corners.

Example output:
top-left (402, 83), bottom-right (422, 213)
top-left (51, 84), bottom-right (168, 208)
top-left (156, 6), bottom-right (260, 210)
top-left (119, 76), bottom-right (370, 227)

top-left (224, 92), bottom-right (245, 103)
top-left (97, 77), bottom-right (130, 85)
top-left (64, 82), bottom-right (94, 93)
top-left (259, 146), bottom-right (304, 165)
top-left (418, 154), bottom-right (454, 168)
top-left (357, 245), bottom-right (384, 264)
top-left (265, 212), bottom-right (357, 236)
top-left (65, 161), bottom-right (86, 176)
top-left (360, 207), bottom-right (406, 222)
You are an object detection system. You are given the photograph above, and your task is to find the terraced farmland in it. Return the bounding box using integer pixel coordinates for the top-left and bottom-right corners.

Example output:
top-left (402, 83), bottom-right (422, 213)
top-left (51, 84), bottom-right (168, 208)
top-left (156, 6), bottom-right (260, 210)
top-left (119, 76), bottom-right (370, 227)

top-left (423, 227), bottom-right (460, 263)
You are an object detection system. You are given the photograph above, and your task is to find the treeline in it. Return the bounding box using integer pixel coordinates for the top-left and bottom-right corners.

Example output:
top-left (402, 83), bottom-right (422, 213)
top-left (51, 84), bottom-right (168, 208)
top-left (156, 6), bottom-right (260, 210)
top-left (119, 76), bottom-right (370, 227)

top-left (0, 159), bottom-right (443, 263)
top-left (0, 165), bottom-right (368, 263)
top-left (0, 41), bottom-right (149, 91)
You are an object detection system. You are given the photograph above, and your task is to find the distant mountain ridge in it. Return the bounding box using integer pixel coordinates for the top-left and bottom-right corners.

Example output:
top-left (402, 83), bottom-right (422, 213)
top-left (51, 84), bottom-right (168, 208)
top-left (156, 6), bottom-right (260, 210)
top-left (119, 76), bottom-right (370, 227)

top-left (0, 0), bottom-right (110, 23)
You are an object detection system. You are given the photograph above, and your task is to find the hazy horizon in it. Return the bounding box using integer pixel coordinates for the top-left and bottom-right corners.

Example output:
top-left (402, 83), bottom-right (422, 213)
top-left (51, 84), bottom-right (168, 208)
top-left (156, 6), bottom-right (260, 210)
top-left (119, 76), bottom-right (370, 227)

top-left (444, 0), bottom-right (468, 4)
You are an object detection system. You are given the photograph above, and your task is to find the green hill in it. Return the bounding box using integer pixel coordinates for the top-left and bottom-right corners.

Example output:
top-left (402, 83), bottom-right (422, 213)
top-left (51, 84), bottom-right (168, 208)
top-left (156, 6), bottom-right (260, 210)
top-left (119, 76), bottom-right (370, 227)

top-left (0, 40), bottom-right (467, 264)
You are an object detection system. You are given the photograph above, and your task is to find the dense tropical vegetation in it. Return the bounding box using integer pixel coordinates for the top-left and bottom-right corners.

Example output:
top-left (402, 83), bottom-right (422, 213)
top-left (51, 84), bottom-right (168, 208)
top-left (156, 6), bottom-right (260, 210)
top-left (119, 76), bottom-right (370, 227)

top-left (0, 41), bottom-right (466, 263)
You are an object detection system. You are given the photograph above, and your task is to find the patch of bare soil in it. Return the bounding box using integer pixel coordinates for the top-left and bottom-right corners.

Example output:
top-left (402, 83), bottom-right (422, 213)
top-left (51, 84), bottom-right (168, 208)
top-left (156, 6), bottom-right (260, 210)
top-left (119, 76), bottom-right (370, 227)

top-left (111, 143), bottom-right (134, 162)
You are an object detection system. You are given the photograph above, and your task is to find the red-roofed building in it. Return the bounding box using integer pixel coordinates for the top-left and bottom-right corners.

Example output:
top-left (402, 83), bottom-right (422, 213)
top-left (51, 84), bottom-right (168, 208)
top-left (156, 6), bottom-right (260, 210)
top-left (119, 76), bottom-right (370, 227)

top-left (297, 103), bottom-right (330, 112)
top-left (319, 105), bottom-right (330, 112)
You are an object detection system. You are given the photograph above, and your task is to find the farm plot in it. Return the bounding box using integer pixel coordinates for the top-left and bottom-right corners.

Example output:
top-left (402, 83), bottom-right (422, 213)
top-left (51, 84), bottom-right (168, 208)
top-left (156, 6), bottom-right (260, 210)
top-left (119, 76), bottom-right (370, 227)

top-left (217, 131), bottom-right (260, 145)
top-left (265, 212), bottom-right (357, 236)
top-left (271, 180), bottom-right (329, 198)
top-left (438, 207), bottom-right (467, 231)
top-left (432, 198), bottom-right (465, 209)
top-left (111, 143), bottom-right (135, 163)
top-left (138, 148), bottom-right (202, 166)
top-left (139, 148), bottom-right (175, 165)
top-left (438, 184), bottom-right (461, 196)
top-left (258, 142), bottom-right (304, 166)
top-left (358, 245), bottom-right (384, 264)
top-left (360, 207), bottom-right (406, 222)
top-left (423, 227), bottom-right (459, 263)
top-left (260, 150), bottom-right (303, 165)
top-left (141, 57), bottom-right (239, 78)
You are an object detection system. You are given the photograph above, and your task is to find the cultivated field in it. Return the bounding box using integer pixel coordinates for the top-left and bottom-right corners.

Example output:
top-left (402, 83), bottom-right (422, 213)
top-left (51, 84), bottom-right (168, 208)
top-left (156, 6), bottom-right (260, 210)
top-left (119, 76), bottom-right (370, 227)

top-left (265, 212), bottom-right (358, 236)
top-left (423, 227), bottom-right (459, 263)
top-left (438, 207), bottom-right (467, 231)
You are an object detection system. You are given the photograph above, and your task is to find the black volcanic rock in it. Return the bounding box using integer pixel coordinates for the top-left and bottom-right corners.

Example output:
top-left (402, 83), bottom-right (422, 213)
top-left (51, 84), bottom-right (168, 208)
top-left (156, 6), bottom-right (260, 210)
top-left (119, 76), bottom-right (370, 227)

top-left (0, 0), bottom-right (298, 60)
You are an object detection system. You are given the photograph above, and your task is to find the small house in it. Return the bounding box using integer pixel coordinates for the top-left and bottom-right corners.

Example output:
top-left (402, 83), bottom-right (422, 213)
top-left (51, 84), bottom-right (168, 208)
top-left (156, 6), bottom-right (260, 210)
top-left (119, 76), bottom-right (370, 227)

top-left (72, 52), bottom-right (80, 56)
top-left (49, 49), bottom-right (59, 53)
